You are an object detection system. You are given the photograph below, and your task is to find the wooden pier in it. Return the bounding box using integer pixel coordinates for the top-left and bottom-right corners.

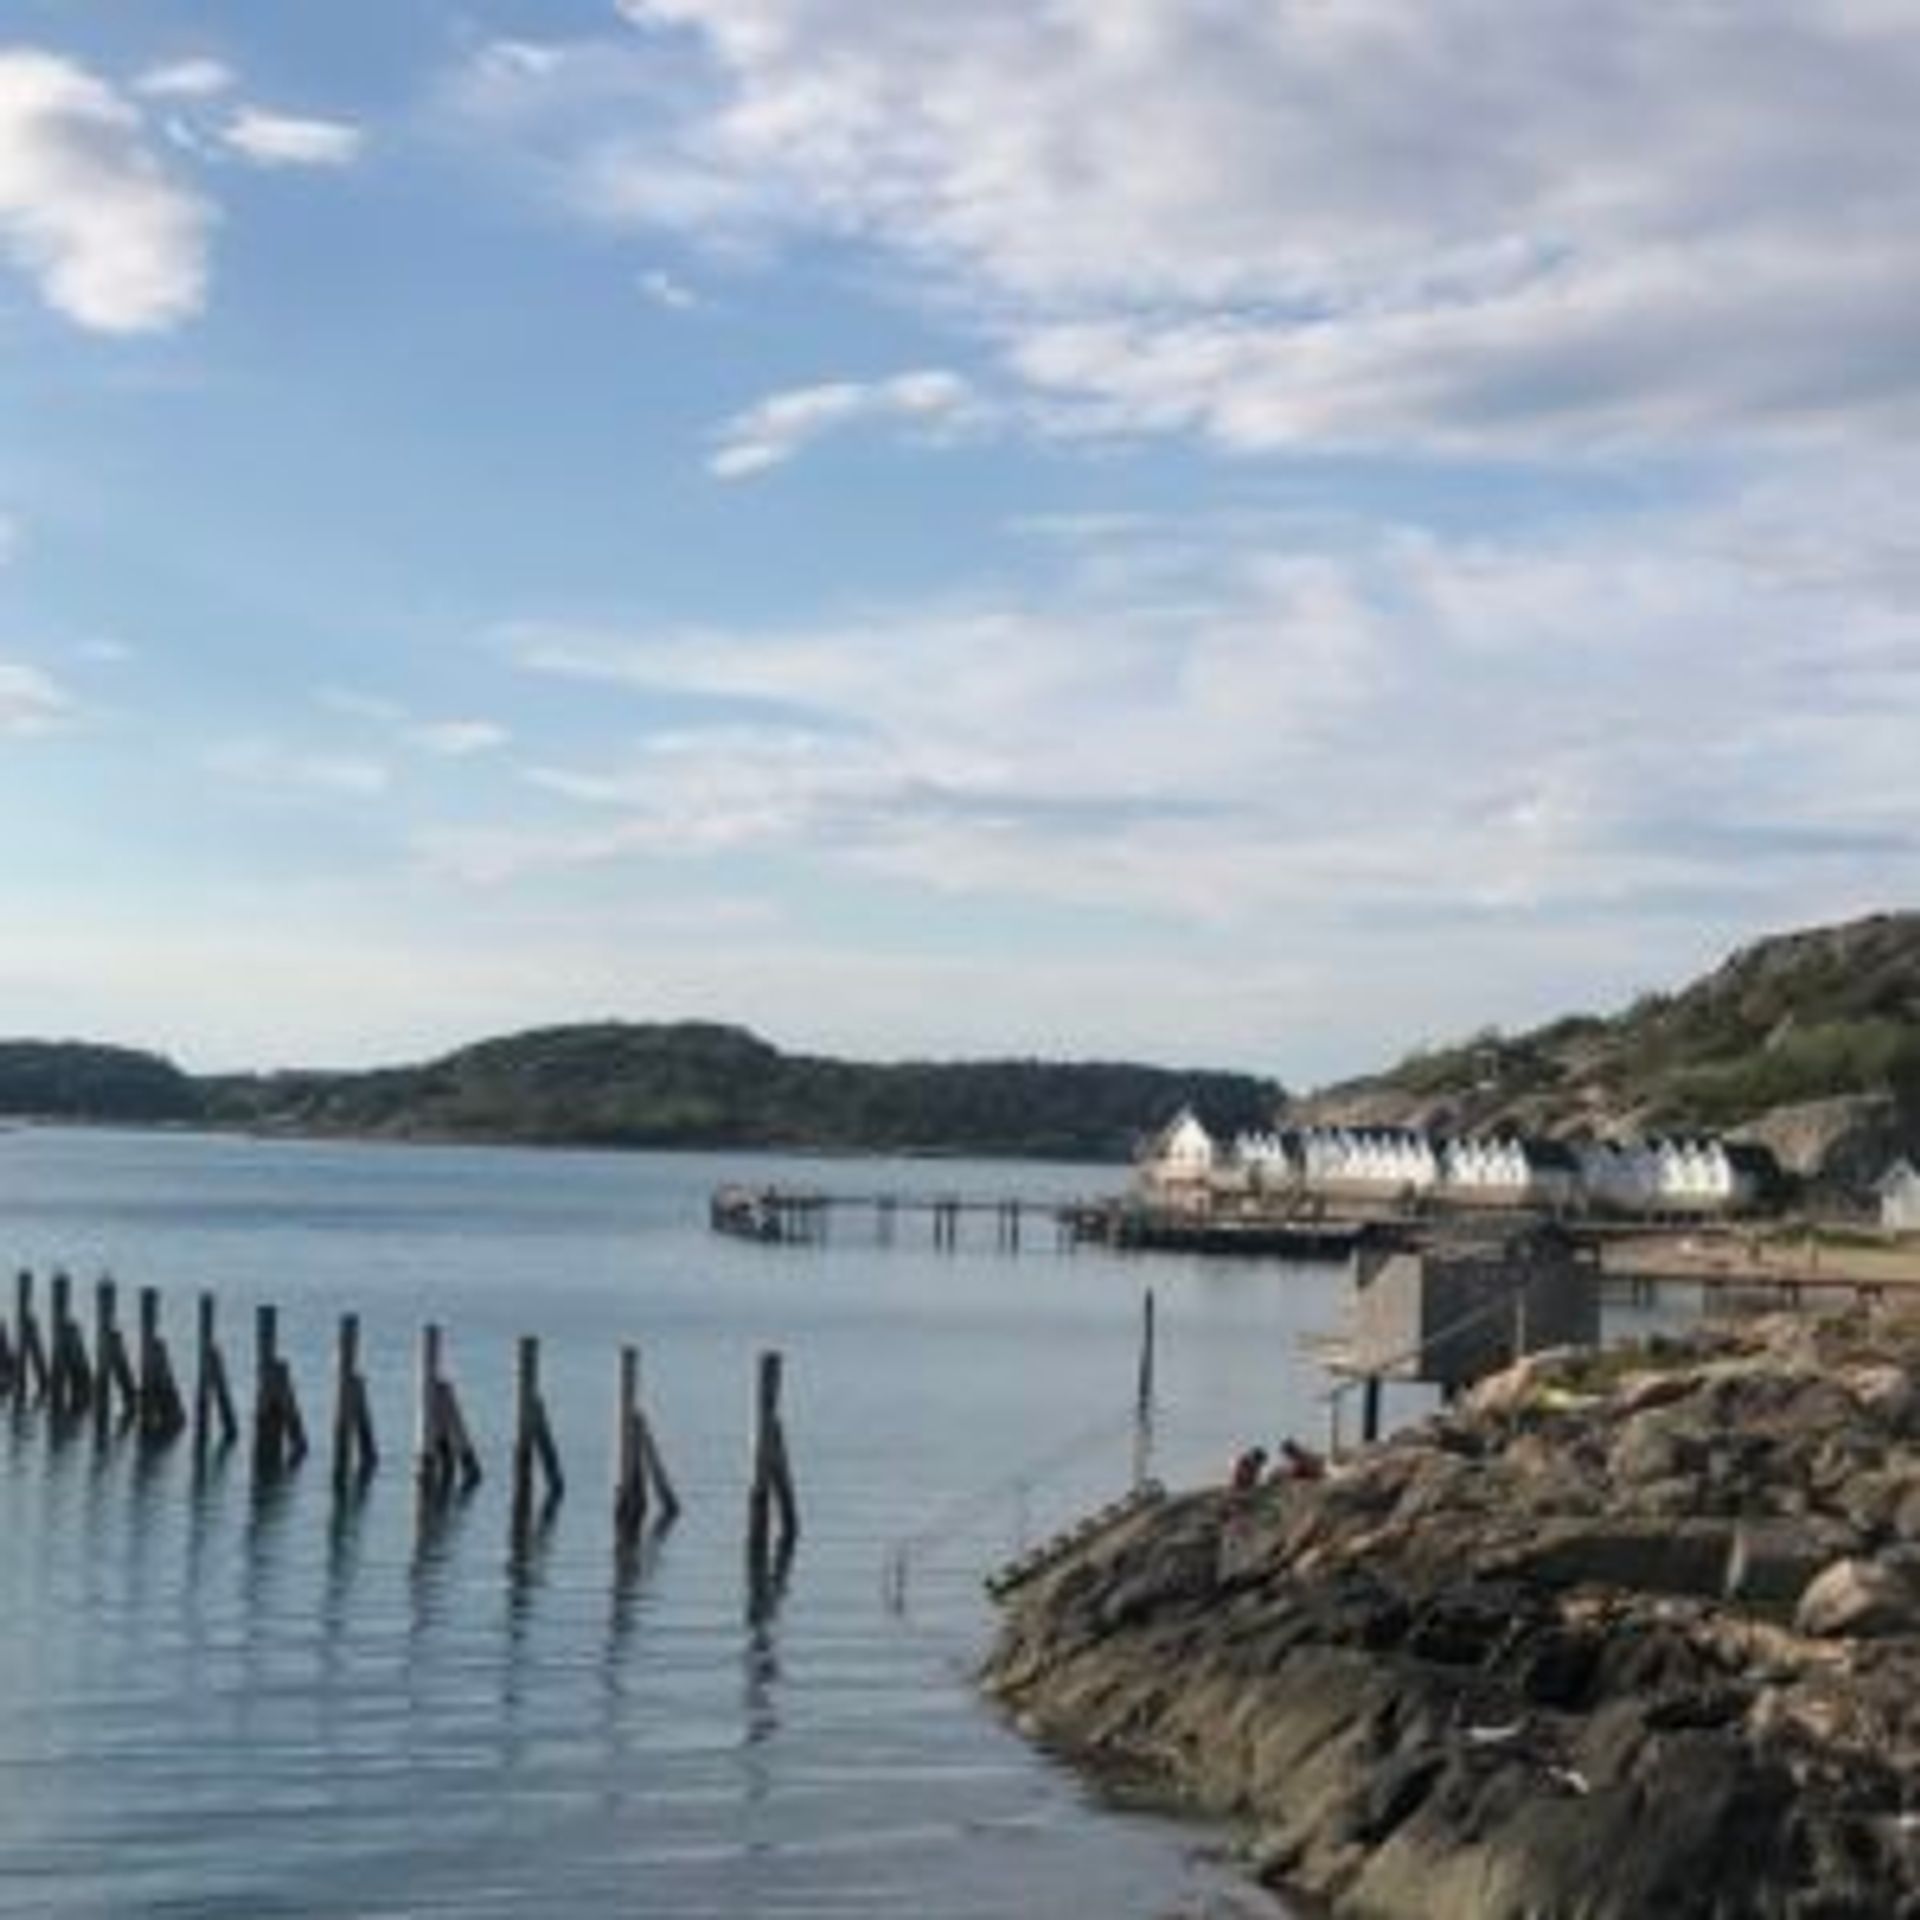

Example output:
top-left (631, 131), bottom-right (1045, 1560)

top-left (711, 1184), bottom-right (1070, 1251)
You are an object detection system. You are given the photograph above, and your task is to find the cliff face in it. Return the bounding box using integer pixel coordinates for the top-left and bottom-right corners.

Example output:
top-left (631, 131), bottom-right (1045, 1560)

top-left (984, 1314), bottom-right (1920, 1919)
top-left (1287, 912), bottom-right (1920, 1181)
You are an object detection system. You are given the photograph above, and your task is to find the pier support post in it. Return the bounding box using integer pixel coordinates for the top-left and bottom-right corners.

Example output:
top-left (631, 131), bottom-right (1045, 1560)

top-left (93, 1278), bottom-right (137, 1432)
top-left (1132, 1288), bottom-right (1157, 1490)
top-left (330, 1313), bottom-right (377, 1491)
top-left (747, 1349), bottom-right (799, 1583)
top-left (251, 1303), bottom-right (306, 1476)
top-left (194, 1292), bottom-right (237, 1456)
top-left (614, 1344), bottom-right (679, 1543)
top-left (48, 1271), bottom-right (93, 1419)
top-left (511, 1335), bottom-right (563, 1530)
top-left (14, 1270), bottom-right (48, 1405)
top-left (415, 1324), bottom-right (479, 1500)
top-left (1361, 1374), bottom-right (1383, 1447)
top-left (135, 1288), bottom-right (186, 1445)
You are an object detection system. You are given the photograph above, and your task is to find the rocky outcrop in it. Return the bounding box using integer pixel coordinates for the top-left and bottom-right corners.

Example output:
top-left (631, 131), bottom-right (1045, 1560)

top-left (983, 1313), bottom-right (1920, 1919)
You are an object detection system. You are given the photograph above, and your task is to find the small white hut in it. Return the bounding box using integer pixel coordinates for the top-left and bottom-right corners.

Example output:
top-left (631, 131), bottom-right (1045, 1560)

top-left (1879, 1159), bottom-right (1920, 1233)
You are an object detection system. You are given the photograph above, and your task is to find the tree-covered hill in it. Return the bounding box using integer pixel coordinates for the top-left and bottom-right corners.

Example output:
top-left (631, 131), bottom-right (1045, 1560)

top-left (1287, 911), bottom-right (1920, 1182)
top-left (0, 1040), bottom-right (204, 1123)
top-left (198, 1022), bottom-right (1281, 1161)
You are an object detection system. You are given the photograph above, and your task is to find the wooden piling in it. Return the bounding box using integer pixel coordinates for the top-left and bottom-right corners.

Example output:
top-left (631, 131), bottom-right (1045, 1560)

top-left (512, 1336), bottom-right (562, 1528)
top-left (93, 1278), bottom-right (137, 1431)
top-left (14, 1271), bottom-right (47, 1404)
top-left (748, 1349), bottom-right (799, 1571)
top-left (614, 1344), bottom-right (680, 1541)
top-left (194, 1292), bottom-right (237, 1455)
top-left (251, 1303), bottom-right (304, 1474)
top-left (331, 1313), bottom-right (376, 1491)
top-left (1361, 1374), bottom-right (1383, 1446)
top-left (137, 1288), bottom-right (186, 1443)
top-left (614, 1345), bottom-right (642, 1535)
top-left (48, 1270), bottom-right (92, 1418)
top-left (1131, 1288), bottom-right (1157, 1489)
top-left (415, 1324), bottom-right (479, 1498)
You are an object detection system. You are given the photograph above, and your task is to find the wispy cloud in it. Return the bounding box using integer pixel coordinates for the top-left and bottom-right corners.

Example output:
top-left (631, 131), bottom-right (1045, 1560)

top-left (0, 48), bottom-right (212, 332)
top-left (205, 737), bottom-right (390, 796)
top-left (462, 1), bottom-right (1920, 459)
top-left (709, 369), bottom-right (977, 477)
top-left (317, 687), bottom-right (508, 759)
top-left (220, 108), bottom-right (363, 170)
top-left (638, 266), bottom-right (698, 310)
top-left (0, 659), bottom-right (70, 736)
top-left (134, 59), bottom-right (235, 102)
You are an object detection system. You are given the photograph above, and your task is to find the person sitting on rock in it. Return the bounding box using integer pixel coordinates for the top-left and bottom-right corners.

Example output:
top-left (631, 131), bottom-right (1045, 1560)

top-left (1229, 1445), bottom-right (1268, 1492)
top-left (1273, 1436), bottom-right (1327, 1481)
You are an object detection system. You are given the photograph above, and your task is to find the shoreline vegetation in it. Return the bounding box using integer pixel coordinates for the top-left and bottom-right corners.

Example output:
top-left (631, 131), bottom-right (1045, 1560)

top-left (983, 1311), bottom-right (1920, 1919)
top-left (0, 1029), bottom-right (1280, 1165)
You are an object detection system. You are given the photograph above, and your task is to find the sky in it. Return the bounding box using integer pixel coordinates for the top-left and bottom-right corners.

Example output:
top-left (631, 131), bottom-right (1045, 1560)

top-left (3, 2), bottom-right (1919, 1084)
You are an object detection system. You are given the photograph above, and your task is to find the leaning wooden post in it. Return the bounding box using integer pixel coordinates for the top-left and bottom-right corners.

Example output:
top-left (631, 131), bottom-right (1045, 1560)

top-left (93, 1278), bottom-right (136, 1433)
top-left (512, 1335), bottom-right (562, 1530)
top-left (331, 1313), bottom-right (376, 1491)
top-left (194, 1292), bottom-right (237, 1455)
top-left (15, 1269), bottom-right (48, 1404)
top-left (49, 1270), bottom-right (91, 1417)
top-left (748, 1349), bottom-right (799, 1573)
top-left (137, 1287), bottom-right (185, 1443)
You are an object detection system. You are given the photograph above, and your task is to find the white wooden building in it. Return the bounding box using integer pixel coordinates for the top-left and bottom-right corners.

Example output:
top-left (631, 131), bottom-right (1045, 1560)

top-left (1879, 1159), bottom-right (1920, 1233)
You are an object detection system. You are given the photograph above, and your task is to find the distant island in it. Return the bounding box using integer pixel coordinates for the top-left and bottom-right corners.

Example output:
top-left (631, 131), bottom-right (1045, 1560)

top-left (0, 1027), bottom-right (1280, 1163)
top-left (7, 909), bottom-right (1920, 1174)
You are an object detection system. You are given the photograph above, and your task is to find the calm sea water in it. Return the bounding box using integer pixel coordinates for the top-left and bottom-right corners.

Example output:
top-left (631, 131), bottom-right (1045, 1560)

top-left (0, 1129), bottom-right (1364, 1919)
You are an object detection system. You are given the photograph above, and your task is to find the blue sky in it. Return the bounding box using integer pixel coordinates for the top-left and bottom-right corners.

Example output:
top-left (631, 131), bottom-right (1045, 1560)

top-left (3, 2), bottom-right (1919, 1081)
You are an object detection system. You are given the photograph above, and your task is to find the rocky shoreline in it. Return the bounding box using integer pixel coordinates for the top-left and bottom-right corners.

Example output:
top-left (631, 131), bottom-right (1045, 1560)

top-left (983, 1314), bottom-right (1920, 1918)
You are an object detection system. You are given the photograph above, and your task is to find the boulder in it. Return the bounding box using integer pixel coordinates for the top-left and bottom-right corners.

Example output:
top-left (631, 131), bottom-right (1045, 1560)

top-left (1794, 1557), bottom-right (1920, 1639)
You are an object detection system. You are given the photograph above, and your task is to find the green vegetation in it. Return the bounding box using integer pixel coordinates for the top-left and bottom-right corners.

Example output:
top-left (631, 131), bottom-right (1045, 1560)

top-left (0, 1041), bottom-right (203, 1123)
top-left (198, 1022), bottom-right (1281, 1161)
top-left (1304, 910), bottom-right (1920, 1155)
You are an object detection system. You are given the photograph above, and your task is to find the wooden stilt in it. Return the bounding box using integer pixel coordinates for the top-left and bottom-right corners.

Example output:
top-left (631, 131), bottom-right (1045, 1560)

top-left (194, 1292), bottom-right (237, 1454)
top-left (1361, 1374), bottom-right (1383, 1446)
top-left (512, 1336), bottom-right (561, 1528)
top-left (15, 1270), bottom-right (47, 1404)
top-left (330, 1313), bottom-right (375, 1490)
top-left (614, 1345), bottom-right (643, 1537)
top-left (137, 1288), bottom-right (185, 1443)
top-left (49, 1271), bottom-right (93, 1418)
top-left (1131, 1287), bottom-right (1156, 1490)
top-left (252, 1303), bottom-right (295, 1475)
top-left (0, 1318), bottom-right (13, 1401)
top-left (748, 1349), bottom-right (799, 1573)
top-left (93, 1278), bottom-right (137, 1432)
top-left (635, 1407), bottom-right (680, 1526)
top-left (416, 1325), bottom-right (479, 1498)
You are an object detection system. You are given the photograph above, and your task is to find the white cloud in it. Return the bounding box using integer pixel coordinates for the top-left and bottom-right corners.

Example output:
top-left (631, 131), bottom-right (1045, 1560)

top-left (709, 368), bottom-right (976, 476)
top-left (221, 108), bottom-right (363, 170)
top-left (409, 718), bottom-right (508, 758)
top-left (135, 59), bottom-right (235, 102)
top-left (205, 737), bottom-right (390, 796)
top-left (497, 464), bottom-right (1920, 953)
top-left (638, 265), bottom-right (698, 309)
top-left (462, 0), bottom-right (1920, 457)
top-left (0, 49), bottom-right (212, 332)
top-left (0, 658), bottom-right (69, 735)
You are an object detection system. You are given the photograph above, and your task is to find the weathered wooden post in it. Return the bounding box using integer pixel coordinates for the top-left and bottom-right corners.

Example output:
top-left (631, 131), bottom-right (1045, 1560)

top-left (747, 1349), bottom-right (799, 1579)
top-left (330, 1313), bottom-right (377, 1491)
top-left (613, 1344), bottom-right (680, 1543)
top-left (15, 1269), bottom-right (48, 1404)
top-left (511, 1336), bottom-right (563, 1531)
top-left (48, 1270), bottom-right (93, 1418)
top-left (194, 1292), bottom-right (238, 1455)
top-left (415, 1324), bottom-right (479, 1499)
top-left (0, 1316), bottom-right (13, 1402)
top-left (1131, 1287), bottom-right (1157, 1490)
top-left (93, 1278), bottom-right (137, 1432)
top-left (137, 1287), bottom-right (186, 1443)
top-left (251, 1303), bottom-right (306, 1474)
top-left (1361, 1374), bottom-right (1383, 1446)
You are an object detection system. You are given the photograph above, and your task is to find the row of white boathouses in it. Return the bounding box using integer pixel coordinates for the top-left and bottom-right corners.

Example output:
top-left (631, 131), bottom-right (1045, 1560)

top-left (1144, 1112), bottom-right (1781, 1214)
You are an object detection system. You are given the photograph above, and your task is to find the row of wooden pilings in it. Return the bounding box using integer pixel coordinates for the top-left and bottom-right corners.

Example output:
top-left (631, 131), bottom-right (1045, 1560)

top-left (0, 1269), bottom-right (801, 1568)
